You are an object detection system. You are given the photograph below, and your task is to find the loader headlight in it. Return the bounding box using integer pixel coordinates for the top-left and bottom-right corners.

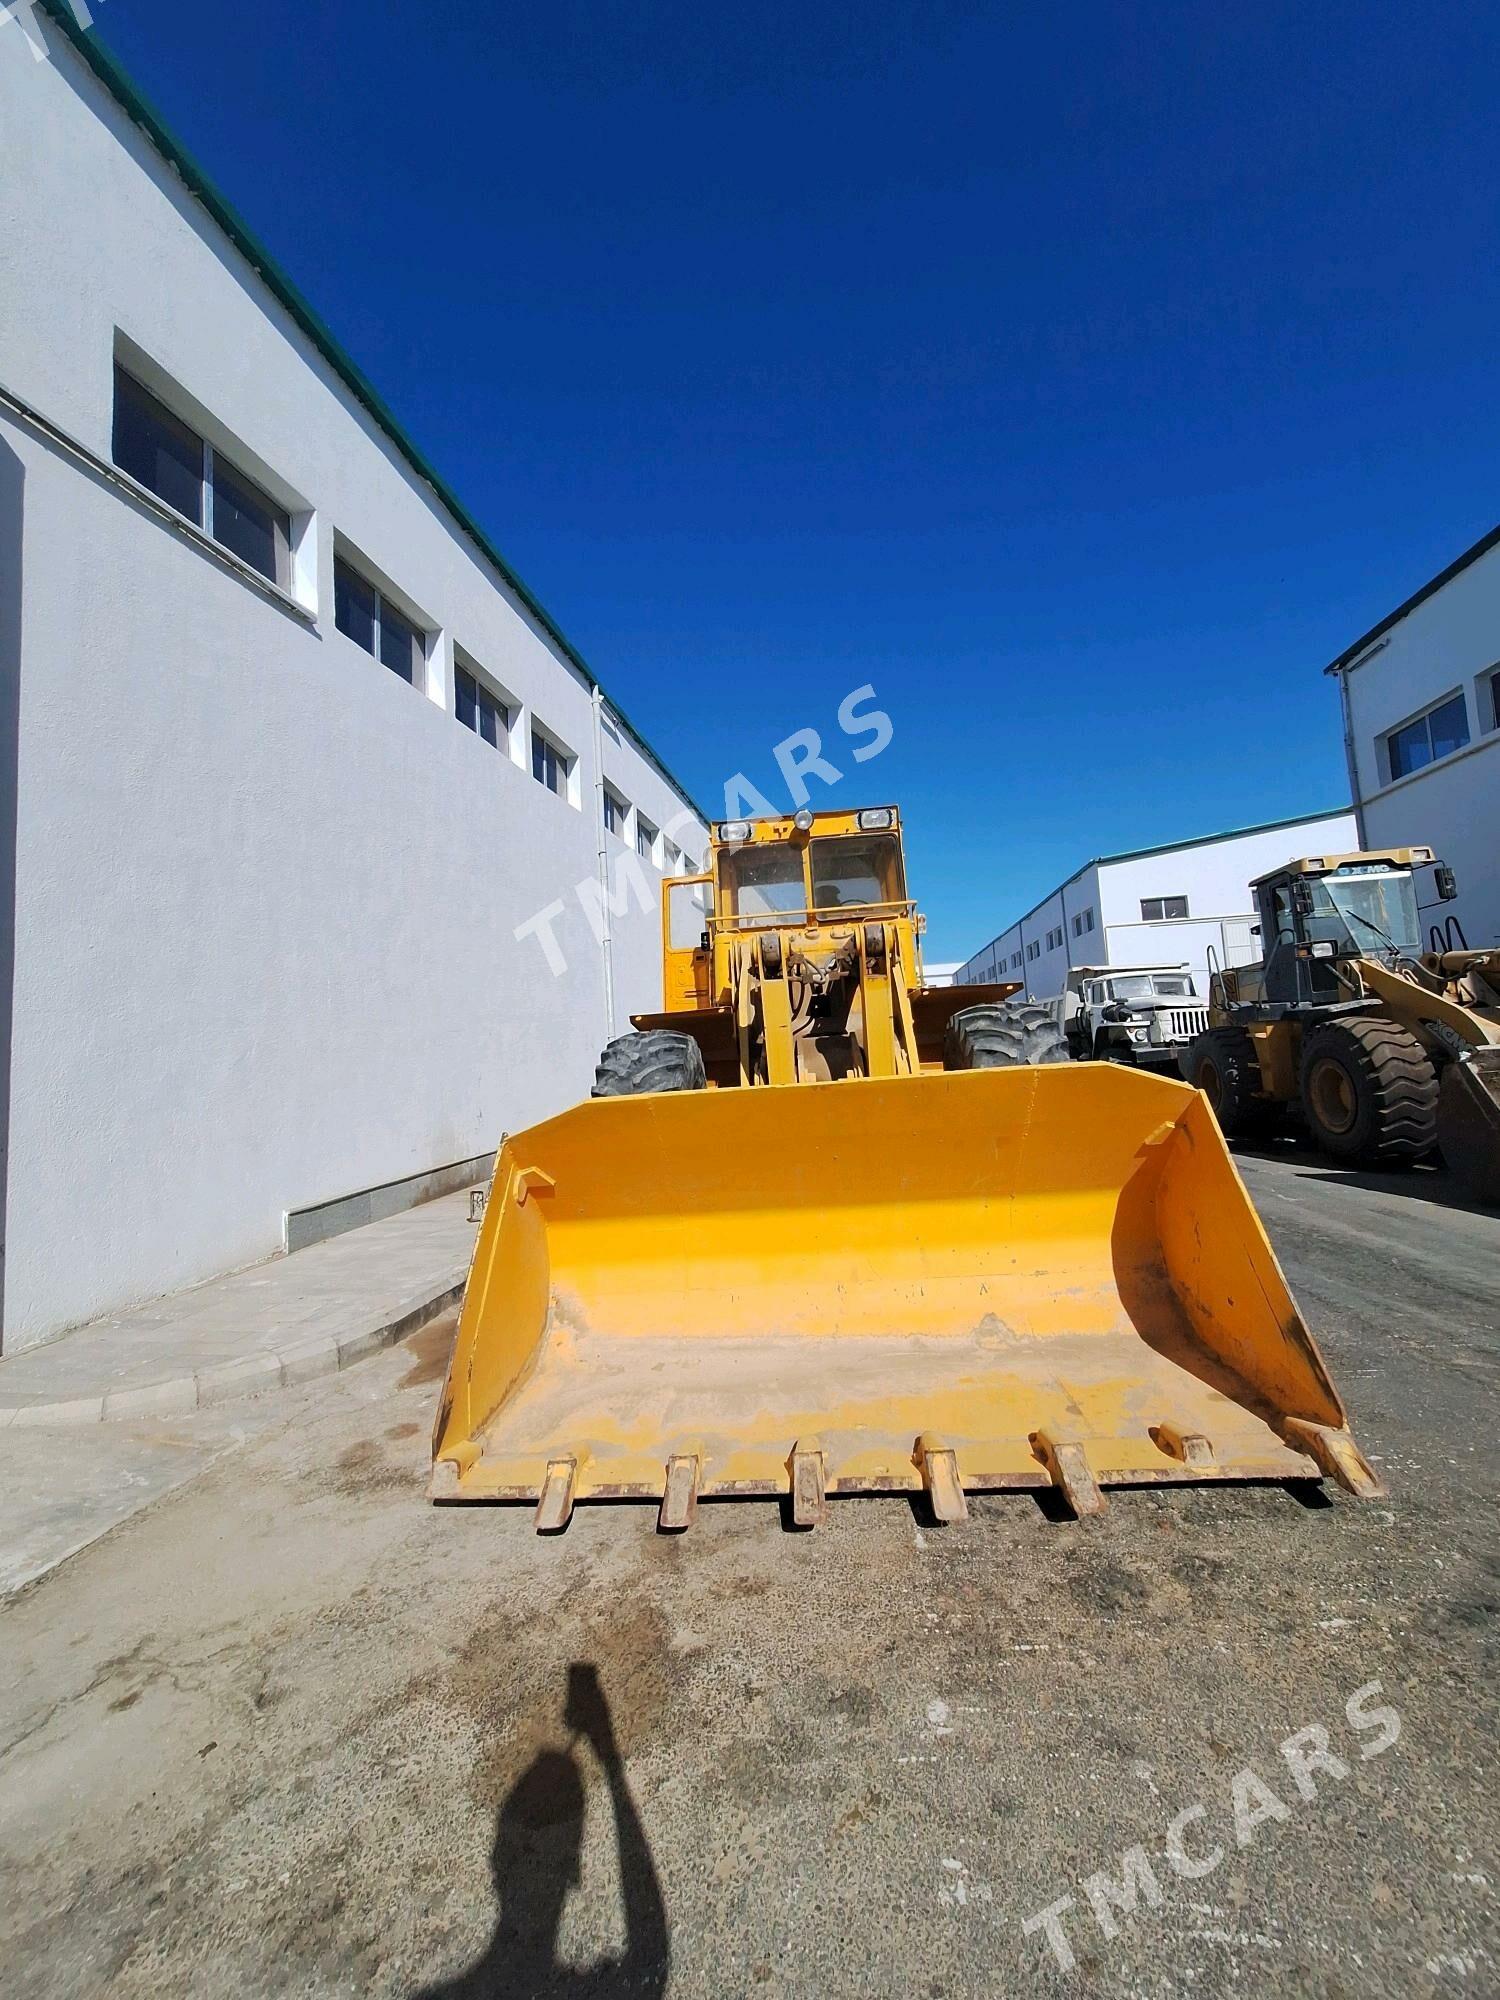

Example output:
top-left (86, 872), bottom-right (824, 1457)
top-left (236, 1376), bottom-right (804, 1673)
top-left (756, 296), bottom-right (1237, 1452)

top-left (793, 808), bottom-right (815, 831)
top-left (719, 820), bottom-right (751, 843)
top-left (857, 808), bottom-right (893, 830)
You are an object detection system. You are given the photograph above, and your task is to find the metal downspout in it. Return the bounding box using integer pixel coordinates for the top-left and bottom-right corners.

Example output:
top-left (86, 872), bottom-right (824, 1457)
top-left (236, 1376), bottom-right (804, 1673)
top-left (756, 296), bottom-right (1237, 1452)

top-left (1333, 664), bottom-right (1366, 847)
top-left (591, 686), bottom-right (616, 1041)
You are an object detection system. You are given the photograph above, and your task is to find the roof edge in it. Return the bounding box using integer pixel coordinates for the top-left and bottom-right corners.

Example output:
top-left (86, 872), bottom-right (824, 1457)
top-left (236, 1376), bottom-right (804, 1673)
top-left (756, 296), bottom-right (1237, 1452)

top-left (1089, 804), bottom-right (1354, 870)
top-left (1324, 520), bottom-right (1500, 677)
top-left (35, 0), bottom-right (709, 822)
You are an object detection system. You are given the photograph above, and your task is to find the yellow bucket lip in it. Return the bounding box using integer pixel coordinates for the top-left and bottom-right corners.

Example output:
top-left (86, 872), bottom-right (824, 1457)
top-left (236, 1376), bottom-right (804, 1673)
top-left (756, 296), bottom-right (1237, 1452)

top-left (433, 1067), bottom-right (1376, 1524)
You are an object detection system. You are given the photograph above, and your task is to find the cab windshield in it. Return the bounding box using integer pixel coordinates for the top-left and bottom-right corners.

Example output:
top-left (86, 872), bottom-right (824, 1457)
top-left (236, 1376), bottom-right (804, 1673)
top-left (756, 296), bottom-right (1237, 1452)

top-left (810, 834), bottom-right (905, 911)
top-left (718, 845), bottom-right (806, 925)
top-left (1313, 870), bottom-right (1420, 955)
top-left (1105, 973), bottom-right (1196, 1001)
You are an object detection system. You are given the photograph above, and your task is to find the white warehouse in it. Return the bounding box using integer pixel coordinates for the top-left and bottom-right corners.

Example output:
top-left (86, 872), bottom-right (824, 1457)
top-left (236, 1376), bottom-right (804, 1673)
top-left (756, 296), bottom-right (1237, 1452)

top-left (0, 9), bottom-right (707, 1351)
top-left (1326, 523), bottom-right (1500, 949)
top-left (955, 808), bottom-right (1358, 1002)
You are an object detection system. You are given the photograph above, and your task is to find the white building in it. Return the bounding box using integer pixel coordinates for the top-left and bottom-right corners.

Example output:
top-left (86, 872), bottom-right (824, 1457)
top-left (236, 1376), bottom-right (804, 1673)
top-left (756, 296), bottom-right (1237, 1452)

top-left (0, 8), bottom-right (707, 1351)
top-left (955, 809), bottom-right (1358, 1001)
top-left (1325, 524), bottom-right (1500, 949)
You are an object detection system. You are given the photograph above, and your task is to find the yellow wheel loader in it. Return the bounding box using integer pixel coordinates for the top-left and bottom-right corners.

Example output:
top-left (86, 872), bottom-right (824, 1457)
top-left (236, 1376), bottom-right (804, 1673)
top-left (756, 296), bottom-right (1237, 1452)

top-left (433, 805), bottom-right (1384, 1529)
top-left (1185, 848), bottom-right (1500, 1198)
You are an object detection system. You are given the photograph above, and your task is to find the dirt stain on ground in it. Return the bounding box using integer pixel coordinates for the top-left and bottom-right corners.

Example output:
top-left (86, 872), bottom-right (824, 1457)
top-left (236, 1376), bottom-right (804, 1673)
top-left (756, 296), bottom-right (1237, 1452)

top-left (405, 1595), bottom-right (682, 1813)
top-left (400, 1309), bottom-right (459, 1390)
top-left (331, 1439), bottom-right (416, 1497)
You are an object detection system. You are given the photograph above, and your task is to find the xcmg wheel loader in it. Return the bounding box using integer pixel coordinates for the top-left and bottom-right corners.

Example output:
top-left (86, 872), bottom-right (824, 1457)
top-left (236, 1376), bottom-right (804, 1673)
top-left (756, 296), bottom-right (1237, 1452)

top-left (1184, 847), bottom-right (1500, 1195)
top-left (433, 806), bottom-right (1383, 1530)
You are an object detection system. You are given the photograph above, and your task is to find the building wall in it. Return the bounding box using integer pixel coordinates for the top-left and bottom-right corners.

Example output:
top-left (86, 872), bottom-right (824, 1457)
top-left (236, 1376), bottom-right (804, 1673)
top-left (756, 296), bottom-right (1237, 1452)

top-left (0, 29), bottom-right (704, 1348)
top-left (1335, 540), bottom-right (1500, 947)
top-left (956, 812), bottom-right (1357, 1000)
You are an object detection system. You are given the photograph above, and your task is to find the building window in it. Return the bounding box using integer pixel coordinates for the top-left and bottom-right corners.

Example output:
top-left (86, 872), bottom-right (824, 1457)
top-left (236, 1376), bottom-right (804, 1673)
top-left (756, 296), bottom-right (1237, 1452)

top-left (212, 458), bottom-right (288, 585)
top-left (1141, 896), bottom-right (1189, 921)
top-left (637, 817), bottom-right (660, 864)
top-left (1044, 924), bottom-right (1063, 951)
top-left (532, 726), bottom-right (569, 798)
top-left (334, 556), bottom-right (423, 684)
top-left (1026, 939), bottom-right (1040, 962)
top-left (1072, 907), bottom-right (1095, 938)
top-left (113, 367), bottom-right (291, 588)
top-left (603, 788), bottom-right (628, 837)
top-left (1481, 666), bottom-right (1500, 733)
top-left (664, 838), bottom-right (682, 873)
top-left (455, 663), bottom-right (509, 749)
top-left (1384, 691), bottom-right (1470, 781)
top-left (1011, 950), bottom-right (1023, 969)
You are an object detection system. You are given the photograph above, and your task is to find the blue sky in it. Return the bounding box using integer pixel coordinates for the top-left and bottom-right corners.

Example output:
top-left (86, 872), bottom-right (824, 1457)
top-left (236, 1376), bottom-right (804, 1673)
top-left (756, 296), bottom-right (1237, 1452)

top-left (83, 0), bottom-right (1499, 959)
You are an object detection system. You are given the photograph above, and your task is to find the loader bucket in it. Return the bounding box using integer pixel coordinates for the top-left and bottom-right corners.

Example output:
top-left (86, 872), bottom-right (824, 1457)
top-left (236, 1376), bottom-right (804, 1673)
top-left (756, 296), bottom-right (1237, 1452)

top-left (1438, 1049), bottom-right (1500, 1206)
top-left (431, 1066), bottom-right (1382, 1525)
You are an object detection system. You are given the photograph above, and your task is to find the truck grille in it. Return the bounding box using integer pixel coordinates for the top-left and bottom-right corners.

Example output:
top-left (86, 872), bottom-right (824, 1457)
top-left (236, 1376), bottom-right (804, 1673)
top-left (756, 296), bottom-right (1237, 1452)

top-left (1166, 1007), bottom-right (1208, 1042)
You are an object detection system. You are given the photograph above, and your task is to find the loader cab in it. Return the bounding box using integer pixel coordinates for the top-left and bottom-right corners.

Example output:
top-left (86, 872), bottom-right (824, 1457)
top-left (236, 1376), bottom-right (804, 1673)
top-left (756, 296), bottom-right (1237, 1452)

top-left (1251, 855), bottom-right (1426, 1008)
top-left (711, 807), bottom-right (909, 931)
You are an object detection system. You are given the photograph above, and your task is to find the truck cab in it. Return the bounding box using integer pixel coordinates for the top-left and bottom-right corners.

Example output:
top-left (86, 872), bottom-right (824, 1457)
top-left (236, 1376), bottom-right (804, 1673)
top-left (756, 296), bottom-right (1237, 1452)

top-left (1058, 964), bottom-right (1208, 1073)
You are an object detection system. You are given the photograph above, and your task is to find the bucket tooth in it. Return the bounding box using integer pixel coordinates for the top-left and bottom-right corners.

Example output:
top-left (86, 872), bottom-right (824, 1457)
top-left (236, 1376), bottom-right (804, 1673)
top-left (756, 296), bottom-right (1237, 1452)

top-left (659, 1454), bottom-right (701, 1532)
top-left (1033, 1432), bottom-right (1107, 1518)
top-left (535, 1457), bottom-right (577, 1534)
top-left (1283, 1420), bottom-right (1386, 1499)
top-left (789, 1437), bottom-right (828, 1528)
top-left (429, 1458), bottom-right (465, 1501)
top-left (916, 1435), bottom-right (969, 1524)
top-left (1151, 1424), bottom-right (1215, 1469)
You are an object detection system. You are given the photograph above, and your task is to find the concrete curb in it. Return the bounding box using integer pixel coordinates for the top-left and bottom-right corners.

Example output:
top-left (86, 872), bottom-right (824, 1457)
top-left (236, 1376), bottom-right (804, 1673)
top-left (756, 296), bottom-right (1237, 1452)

top-left (0, 1280), bottom-right (464, 1430)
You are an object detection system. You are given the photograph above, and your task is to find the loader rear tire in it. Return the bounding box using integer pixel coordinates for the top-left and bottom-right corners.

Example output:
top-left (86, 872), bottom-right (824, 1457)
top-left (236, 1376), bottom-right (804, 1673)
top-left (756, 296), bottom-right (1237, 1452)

top-left (1299, 1019), bottom-right (1437, 1167)
top-left (591, 1030), bottom-right (707, 1098)
top-left (1185, 1027), bottom-right (1279, 1139)
top-left (944, 1002), bottom-right (1068, 1070)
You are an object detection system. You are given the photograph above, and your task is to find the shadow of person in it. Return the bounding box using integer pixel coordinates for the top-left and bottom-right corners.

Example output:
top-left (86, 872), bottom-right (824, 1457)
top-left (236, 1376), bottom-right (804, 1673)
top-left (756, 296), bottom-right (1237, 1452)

top-left (416, 1663), bottom-right (669, 2000)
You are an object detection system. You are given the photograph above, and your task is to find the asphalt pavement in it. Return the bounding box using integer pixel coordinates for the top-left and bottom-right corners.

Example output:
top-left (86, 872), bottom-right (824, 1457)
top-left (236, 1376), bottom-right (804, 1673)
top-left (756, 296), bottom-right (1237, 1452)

top-left (1, 1146), bottom-right (1495, 1999)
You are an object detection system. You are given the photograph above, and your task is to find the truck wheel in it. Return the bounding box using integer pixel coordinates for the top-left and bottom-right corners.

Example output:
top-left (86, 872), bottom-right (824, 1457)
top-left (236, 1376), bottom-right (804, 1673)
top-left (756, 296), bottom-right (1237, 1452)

top-left (1185, 1027), bottom-right (1276, 1138)
top-left (1299, 1020), bottom-right (1437, 1167)
top-left (591, 1031), bottom-right (707, 1097)
top-left (944, 1002), bottom-right (1069, 1069)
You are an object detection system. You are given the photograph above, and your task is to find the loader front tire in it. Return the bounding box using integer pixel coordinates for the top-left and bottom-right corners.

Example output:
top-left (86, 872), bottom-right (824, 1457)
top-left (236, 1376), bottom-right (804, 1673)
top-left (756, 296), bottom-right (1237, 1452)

top-left (944, 1002), bottom-right (1068, 1070)
top-left (1299, 1019), bottom-right (1437, 1167)
top-left (1185, 1027), bottom-right (1278, 1139)
top-left (591, 1030), bottom-right (707, 1098)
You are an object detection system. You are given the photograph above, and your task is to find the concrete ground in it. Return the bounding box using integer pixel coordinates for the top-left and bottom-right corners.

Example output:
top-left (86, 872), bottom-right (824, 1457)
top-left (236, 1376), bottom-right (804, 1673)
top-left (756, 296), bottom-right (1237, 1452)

top-left (1, 1147), bottom-right (1495, 1999)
